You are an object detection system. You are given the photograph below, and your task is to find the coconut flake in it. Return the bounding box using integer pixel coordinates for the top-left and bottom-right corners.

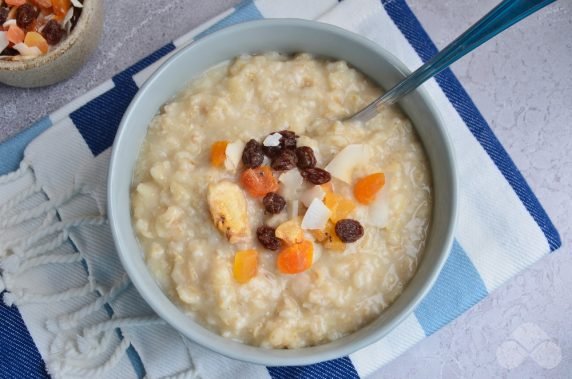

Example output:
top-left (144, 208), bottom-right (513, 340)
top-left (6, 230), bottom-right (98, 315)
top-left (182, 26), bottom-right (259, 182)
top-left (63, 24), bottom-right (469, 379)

top-left (3, 19), bottom-right (17, 28)
top-left (224, 140), bottom-right (245, 172)
top-left (279, 169), bottom-right (303, 200)
top-left (0, 32), bottom-right (8, 54)
top-left (300, 185), bottom-right (326, 207)
top-left (63, 7), bottom-right (75, 33)
top-left (325, 144), bottom-right (371, 184)
top-left (13, 43), bottom-right (42, 57)
top-left (71, 0), bottom-right (84, 8)
top-left (301, 198), bottom-right (331, 230)
top-left (289, 200), bottom-right (299, 219)
top-left (263, 132), bottom-right (282, 147)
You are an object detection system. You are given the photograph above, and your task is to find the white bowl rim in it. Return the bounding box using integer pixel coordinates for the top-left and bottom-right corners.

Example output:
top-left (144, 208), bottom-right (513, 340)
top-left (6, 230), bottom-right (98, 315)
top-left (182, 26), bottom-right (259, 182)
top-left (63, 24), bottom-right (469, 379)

top-left (108, 18), bottom-right (458, 366)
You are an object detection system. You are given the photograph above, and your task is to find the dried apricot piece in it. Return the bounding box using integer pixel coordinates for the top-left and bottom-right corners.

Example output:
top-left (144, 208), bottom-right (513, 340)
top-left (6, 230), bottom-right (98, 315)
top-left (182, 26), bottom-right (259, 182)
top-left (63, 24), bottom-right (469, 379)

top-left (311, 221), bottom-right (345, 251)
top-left (24, 31), bottom-right (48, 54)
top-left (233, 249), bottom-right (258, 284)
top-left (277, 240), bottom-right (313, 274)
top-left (6, 24), bottom-right (25, 44)
top-left (5, 0), bottom-right (27, 6)
top-left (240, 166), bottom-right (279, 197)
top-left (354, 173), bottom-right (385, 205)
top-left (324, 192), bottom-right (356, 223)
top-left (210, 140), bottom-right (228, 168)
top-left (52, 0), bottom-right (71, 20)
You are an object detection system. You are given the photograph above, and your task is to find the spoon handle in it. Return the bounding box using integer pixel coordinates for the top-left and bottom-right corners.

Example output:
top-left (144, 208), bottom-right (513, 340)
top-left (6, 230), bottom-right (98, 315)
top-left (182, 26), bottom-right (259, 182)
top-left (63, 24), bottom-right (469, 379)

top-left (348, 0), bottom-right (556, 123)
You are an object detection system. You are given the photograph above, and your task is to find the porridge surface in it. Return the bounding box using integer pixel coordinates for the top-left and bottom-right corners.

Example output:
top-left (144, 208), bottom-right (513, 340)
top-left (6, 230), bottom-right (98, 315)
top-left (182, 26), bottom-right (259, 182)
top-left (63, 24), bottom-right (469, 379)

top-left (131, 53), bottom-right (432, 348)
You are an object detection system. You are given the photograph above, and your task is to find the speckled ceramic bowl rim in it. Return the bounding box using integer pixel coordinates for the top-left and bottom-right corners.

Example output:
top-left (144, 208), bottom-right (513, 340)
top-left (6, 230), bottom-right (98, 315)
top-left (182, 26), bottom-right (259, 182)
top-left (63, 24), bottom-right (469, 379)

top-left (0, 0), bottom-right (95, 71)
top-left (108, 19), bottom-right (458, 366)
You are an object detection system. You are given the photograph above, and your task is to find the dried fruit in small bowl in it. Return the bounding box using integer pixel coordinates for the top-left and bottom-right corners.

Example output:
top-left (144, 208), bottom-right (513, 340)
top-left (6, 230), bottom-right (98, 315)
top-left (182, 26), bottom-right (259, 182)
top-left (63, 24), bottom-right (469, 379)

top-left (0, 0), bottom-right (83, 61)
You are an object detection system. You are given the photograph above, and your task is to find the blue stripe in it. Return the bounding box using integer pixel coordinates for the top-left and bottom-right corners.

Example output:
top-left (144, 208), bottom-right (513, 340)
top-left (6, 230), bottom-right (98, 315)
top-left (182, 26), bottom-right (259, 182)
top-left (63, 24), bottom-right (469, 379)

top-left (382, 0), bottom-right (561, 252)
top-left (0, 116), bottom-right (52, 176)
top-left (194, 1), bottom-right (263, 40)
top-left (267, 356), bottom-right (360, 379)
top-left (70, 43), bottom-right (176, 157)
top-left (414, 240), bottom-right (488, 335)
top-left (0, 298), bottom-right (49, 378)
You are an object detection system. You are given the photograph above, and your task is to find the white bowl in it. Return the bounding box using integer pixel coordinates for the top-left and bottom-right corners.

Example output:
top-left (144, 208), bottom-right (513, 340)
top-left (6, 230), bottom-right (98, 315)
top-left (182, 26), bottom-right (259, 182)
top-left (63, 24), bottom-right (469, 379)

top-left (108, 19), bottom-right (457, 366)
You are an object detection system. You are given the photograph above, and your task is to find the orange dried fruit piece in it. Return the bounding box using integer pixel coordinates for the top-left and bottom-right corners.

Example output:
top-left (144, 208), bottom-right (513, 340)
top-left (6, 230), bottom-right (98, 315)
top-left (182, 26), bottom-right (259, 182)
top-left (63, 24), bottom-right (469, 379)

top-left (233, 249), bottom-right (258, 284)
top-left (210, 140), bottom-right (229, 168)
top-left (240, 166), bottom-right (279, 198)
top-left (311, 221), bottom-right (345, 252)
top-left (354, 173), bottom-right (385, 205)
top-left (6, 0), bottom-right (27, 6)
top-left (52, 0), bottom-right (71, 20)
top-left (24, 32), bottom-right (48, 54)
top-left (324, 192), bottom-right (356, 223)
top-left (7, 24), bottom-right (25, 44)
top-left (277, 240), bottom-right (313, 274)
top-left (32, 0), bottom-right (53, 9)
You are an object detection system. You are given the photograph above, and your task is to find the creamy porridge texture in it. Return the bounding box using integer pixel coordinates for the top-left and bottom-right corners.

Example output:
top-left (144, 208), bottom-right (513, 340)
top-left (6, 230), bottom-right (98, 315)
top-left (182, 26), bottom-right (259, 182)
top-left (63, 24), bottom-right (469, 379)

top-left (131, 53), bottom-right (432, 348)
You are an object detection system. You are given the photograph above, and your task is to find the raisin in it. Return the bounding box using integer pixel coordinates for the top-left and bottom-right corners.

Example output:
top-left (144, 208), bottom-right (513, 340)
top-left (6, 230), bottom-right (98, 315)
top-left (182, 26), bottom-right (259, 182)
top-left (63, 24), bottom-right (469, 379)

top-left (271, 149), bottom-right (297, 171)
top-left (42, 20), bottom-right (65, 45)
top-left (242, 139), bottom-right (264, 168)
top-left (279, 130), bottom-right (297, 150)
top-left (263, 192), bottom-right (286, 214)
top-left (257, 226), bottom-right (282, 251)
top-left (300, 167), bottom-right (331, 184)
top-left (1, 47), bottom-right (18, 56)
top-left (335, 219), bottom-right (364, 243)
top-left (16, 4), bottom-right (39, 29)
top-left (0, 7), bottom-right (9, 26)
top-left (295, 146), bottom-right (317, 169)
top-left (262, 145), bottom-right (282, 159)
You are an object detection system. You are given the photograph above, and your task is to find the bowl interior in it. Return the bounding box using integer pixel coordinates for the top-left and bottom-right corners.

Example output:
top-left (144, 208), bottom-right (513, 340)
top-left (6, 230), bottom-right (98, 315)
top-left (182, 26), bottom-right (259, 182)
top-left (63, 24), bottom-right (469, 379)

top-left (108, 19), bottom-right (456, 366)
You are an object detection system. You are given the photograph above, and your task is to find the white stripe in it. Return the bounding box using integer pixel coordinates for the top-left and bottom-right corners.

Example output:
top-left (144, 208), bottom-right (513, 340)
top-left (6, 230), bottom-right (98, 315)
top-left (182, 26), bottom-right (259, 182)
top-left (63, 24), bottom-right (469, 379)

top-left (173, 7), bottom-right (236, 48)
top-left (350, 314), bottom-right (426, 378)
top-left (256, 0), bottom-right (338, 19)
top-left (132, 50), bottom-right (178, 88)
top-left (49, 80), bottom-right (115, 124)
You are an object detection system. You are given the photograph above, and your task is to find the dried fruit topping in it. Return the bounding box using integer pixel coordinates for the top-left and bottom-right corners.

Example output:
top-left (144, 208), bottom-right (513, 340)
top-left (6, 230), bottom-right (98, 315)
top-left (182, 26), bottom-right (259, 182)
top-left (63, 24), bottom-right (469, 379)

top-left (6, 24), bottom-right (25, 44)
top-left (300, 167), bottom-right (331, 185)
top-left (233, 249), bottom-right (258, 284)
top-left (324, 192), bottom-right (356, 223)
top-left (354, 173), bottom-right (385, 205)
top-left (271, 149), bottom-right (297, 171)
top-left (262, 144), bottom-right (281, 159)
top-left (42, 19), bottom-right (65, 45)
top-left (210, 140), bottom-right (228, 168)
top-left (207, 181), bottom-right (250, 244)
top-left (32, 0), bottom-right (53, 9)
top-left (0, 7), bottom-right (9, 26)
top-left (275, 219), bottom-right (304, 246)
top-left (24, 31), bottom-right (48, 54)
top-left (335, 219), bottom-right (364, 243)
top-left (240, 166), bottom-right (279, 197)
top-left (0, 47), bottom-right (18, 56)
top-left (52, 0), bottom-right (71, 20)
top-left (311, 221), bottom-right (345, 251)
top-left (5, 0), bottom-right (26, 6)
top-left (257, 225), bottom-right (282, 251)
top-left (16, 4), bottom-right (39, 29)
top-left (279, 130), bottom-right (297, 150)
top-left (263, 192), bottom-right (286, 214)
top-left (295, 146), bottom-right (316, 169)
top-left (277, 240), bottom-right (313, 274)
top-left (242, 139), bottom-right (264, 168)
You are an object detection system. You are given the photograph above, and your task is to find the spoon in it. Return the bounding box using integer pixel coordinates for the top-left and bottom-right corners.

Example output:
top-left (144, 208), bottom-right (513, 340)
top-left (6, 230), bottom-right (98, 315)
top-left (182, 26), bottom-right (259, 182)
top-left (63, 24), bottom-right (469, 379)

top-left (347, 0), bottom-right (556, 123)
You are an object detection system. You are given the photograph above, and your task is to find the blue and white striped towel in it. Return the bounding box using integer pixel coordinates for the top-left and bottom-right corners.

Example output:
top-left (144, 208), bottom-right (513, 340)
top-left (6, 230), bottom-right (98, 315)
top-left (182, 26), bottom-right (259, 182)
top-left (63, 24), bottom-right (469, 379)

top-left (0, 0), bottom-right (561, 378)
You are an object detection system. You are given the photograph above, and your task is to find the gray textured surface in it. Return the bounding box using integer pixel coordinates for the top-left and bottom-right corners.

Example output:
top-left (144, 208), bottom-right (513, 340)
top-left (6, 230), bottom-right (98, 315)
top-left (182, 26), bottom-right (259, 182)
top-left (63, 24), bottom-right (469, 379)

top-left (0, 0), bottom-right (570, 377)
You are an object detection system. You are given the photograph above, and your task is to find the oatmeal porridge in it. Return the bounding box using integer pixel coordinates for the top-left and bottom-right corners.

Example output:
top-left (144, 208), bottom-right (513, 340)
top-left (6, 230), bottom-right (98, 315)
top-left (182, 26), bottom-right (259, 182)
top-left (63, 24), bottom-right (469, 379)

top-left (131, 53), bottom-right (432, 349)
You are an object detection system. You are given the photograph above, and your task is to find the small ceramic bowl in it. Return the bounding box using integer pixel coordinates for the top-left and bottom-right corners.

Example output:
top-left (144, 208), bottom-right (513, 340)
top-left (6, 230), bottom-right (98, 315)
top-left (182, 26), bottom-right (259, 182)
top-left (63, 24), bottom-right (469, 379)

top-left (0, 0), bottom-right (103, 88)
top-left (108, 19), bottom-right (458, 366)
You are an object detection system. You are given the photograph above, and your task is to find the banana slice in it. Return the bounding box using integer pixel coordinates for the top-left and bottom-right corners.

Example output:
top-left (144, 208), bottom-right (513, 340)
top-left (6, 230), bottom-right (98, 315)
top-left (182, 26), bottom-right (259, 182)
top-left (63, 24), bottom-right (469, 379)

top-left (207, 180), bottom-right (250, 244)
